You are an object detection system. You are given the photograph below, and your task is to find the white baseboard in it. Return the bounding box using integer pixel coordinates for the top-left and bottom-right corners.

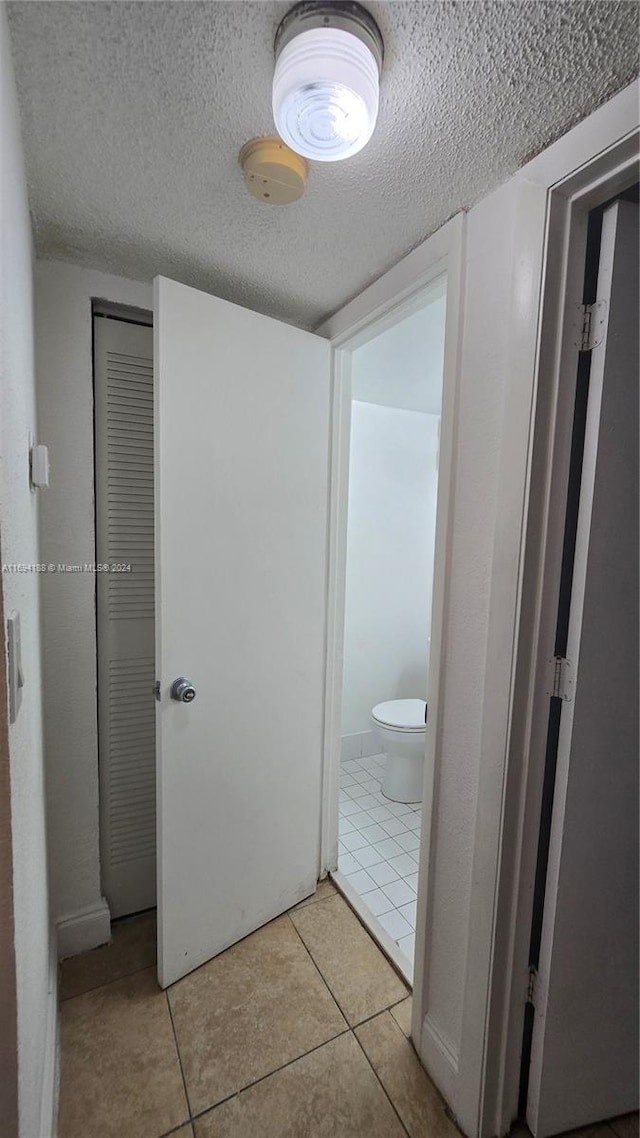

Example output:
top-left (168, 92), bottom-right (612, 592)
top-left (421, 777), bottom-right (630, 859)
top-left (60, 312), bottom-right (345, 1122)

top-left (55, 897), bottom-right (111, 959)
top-left (360, 731), bottom-right (379, 758)
top-left (39, 926), bottom-right (60, 1138)
top-left (341, 730), bottom-right (379, 761)
top-left (418, 1010), bottom-right (459, 1108)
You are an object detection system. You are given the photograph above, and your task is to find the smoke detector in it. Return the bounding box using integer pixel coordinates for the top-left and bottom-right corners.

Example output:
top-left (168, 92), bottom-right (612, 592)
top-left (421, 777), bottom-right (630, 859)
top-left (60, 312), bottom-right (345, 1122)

top-left (240, 137), bottom-right (308, 204)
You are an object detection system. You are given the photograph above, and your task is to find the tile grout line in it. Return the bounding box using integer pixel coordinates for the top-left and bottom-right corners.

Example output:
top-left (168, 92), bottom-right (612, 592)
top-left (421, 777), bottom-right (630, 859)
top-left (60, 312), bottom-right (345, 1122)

top-left (329, 873), bottom-right (413, 992)
top-left (157, 1121), bottom-right (194, 1138)
top-left (287, 897), bottom-right (410, 1026)
top-left (292, 886), bottom-right (337, 911)
top-left (186, 1025), bottom-right (355, 1130)
top-left (59, 958), bottom-right (154, 1003)
top-left (165, 987), bottom-right (195, 1124)
top-left (350, 996), bottom-right (412, 1033)
top-left (170, 902), bottom-right (361, 1130)
top-left (352, 1027), bottom-right (412, 1138)
top-left (339, 755), bottom-right (420, 965)
top-left (285, 908), bottom-right (352, 1027)
top-left (186, 1003), bottom-right (423, 1136)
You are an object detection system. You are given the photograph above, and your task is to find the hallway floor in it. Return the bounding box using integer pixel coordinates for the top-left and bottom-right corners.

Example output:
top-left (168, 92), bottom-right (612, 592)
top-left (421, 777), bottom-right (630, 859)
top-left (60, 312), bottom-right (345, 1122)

top-left (57, 881), bottom-right (455, 1138)
top-left (338, 752), bottom-right (421, 977)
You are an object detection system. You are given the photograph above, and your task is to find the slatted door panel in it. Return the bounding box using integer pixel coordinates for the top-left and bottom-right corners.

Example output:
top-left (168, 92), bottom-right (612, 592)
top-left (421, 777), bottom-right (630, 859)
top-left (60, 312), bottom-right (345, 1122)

top-left (94, 315), bottom-right (156, 917)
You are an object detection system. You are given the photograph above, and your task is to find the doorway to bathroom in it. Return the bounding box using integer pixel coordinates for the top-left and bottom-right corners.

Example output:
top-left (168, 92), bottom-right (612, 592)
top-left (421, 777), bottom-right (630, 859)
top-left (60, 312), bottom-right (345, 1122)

top-left (326, 276), bottom-right (448, 983)
top-left (84, 216), bottom-right (463, 991)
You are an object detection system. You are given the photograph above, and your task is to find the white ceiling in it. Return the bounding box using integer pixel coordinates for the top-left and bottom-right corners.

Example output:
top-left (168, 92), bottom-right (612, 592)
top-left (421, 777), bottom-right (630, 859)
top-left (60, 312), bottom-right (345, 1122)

top-left (352, 286), bottom-right (445, 414)
top-left (7, 1), bottom-right (638, 330)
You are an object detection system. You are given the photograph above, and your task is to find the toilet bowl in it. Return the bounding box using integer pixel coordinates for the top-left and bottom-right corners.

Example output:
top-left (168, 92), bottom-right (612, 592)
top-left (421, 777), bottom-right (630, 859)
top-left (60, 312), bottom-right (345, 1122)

top-left (371, 699), bottom-right (427, 804)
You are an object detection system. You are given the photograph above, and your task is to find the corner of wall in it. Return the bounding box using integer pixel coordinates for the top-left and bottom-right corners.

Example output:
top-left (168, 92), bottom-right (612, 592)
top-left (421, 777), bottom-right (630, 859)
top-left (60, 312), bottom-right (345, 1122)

top-left (55, 898), bottom-right (111, 959)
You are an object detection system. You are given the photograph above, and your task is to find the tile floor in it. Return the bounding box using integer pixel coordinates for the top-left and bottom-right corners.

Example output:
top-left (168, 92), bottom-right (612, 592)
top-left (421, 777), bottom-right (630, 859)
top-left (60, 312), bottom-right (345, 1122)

top-left (57, 882), bottom-right (461, 1138)
top-left (56, 897), bottom-right (640, 1138)
top-left (338, 752), bottom-right (421, 975)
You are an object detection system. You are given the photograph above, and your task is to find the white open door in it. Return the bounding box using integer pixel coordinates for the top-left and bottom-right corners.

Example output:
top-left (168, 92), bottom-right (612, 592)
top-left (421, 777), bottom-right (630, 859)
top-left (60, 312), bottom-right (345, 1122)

top-left (154, 277), bottom-right (330, 987)
top-left (527, 200), bottom-right (639, 1134)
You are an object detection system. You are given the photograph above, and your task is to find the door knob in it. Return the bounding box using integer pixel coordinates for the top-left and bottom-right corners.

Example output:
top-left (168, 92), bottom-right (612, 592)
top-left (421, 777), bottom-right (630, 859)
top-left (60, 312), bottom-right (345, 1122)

top-left (170, 677), bottom-right (196, 703)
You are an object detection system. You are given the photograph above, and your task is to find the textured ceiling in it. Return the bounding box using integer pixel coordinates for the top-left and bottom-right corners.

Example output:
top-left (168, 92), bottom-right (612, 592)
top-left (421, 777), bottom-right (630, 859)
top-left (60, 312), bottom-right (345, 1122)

top-left (7, 1), bottom-right (638, 329)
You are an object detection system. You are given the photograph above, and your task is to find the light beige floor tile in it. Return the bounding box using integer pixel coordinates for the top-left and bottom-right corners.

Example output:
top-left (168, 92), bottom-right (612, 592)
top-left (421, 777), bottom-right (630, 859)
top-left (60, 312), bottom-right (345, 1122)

top-left (193, 1031), bottom-right (407, 1138)
top-left (292, 876), bottom-right (337, 910)
top-left (164, 1127), bottom-right (194, 1138)
top-left (356, 1010), bottom-right (460, 1138)
top-left (60, 911), bottom-right (156, 1000)
top-left (168, 914), bottom-right (347, 1116)
top-left (390, 996), bottom-right (413, 1038)
top-left (609, 1116), bottom-right (640, 1138)
top-left (290, 893), bottom-right (408, 1026)
top-left (59, 967), bottom-right (188, 1138)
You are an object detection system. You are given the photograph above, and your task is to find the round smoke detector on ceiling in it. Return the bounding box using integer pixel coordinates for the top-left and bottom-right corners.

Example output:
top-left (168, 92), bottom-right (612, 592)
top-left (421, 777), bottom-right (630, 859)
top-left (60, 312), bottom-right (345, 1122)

top-left (240, 137), bottom-right (308, 204)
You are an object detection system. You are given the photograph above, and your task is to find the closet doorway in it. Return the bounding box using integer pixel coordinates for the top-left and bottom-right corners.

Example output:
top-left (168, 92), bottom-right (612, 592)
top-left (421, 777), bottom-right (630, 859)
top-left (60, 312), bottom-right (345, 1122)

top-left (93, 305), bottom-right (155, 918)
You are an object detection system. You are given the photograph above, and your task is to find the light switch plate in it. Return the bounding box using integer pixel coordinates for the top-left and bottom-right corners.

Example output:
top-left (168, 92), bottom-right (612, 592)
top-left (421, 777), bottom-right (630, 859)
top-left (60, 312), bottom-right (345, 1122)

top-left (30, 443), bottom-right (50, 489)
top-left (7, 611), bottom-right (24, 724)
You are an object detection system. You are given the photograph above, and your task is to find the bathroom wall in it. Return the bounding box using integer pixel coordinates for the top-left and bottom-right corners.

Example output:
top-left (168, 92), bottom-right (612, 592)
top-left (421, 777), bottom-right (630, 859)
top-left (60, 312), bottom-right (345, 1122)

top-left (341, 401), bottom-right (440, 739)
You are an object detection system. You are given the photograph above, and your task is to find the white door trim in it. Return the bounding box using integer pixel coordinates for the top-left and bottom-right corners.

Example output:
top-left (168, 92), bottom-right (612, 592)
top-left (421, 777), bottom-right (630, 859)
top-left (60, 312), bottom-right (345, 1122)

top-left (317, 212), bottom-right (466, 944)
top-left (318, 80), bottom-right (637, 1138)
top-left (478, 111), bottom-right (639, 1136)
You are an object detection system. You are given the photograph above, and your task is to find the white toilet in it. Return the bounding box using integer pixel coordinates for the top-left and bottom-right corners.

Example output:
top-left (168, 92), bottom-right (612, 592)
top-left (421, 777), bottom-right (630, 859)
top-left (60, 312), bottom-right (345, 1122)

top-left (371, 698), bottom-right (427, 803)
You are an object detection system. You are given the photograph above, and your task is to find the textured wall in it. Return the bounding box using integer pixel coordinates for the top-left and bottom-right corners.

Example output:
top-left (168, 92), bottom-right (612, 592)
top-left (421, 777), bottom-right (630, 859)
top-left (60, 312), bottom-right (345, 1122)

top-left (35, 261), bottom-right (152, 946)
top-left (0, 10), bottom-right (56, 1135)
top-left (342, 403), bottom-right (439, 736)
top-left (6, 1), bottom-right (639, 329)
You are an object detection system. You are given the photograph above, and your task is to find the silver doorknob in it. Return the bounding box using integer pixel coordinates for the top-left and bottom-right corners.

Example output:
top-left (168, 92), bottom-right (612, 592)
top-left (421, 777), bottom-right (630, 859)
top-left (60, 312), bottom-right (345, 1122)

top-left (170, 677), bottom-right (196, 703)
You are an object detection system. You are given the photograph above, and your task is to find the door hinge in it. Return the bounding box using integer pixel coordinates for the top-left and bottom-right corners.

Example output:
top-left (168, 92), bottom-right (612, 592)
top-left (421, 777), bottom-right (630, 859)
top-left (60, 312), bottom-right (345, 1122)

top-left (574, 300), bottom-right (607, 352)
top-left (154, 681), bottom-right (161, 701)
top-left (545, 656), bottom-right (573, 701)
top-left (527, 966), bottom-right (537, 1004)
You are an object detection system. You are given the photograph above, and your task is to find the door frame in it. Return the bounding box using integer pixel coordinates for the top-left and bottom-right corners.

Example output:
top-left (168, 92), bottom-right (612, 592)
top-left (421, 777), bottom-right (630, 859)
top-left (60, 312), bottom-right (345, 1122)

top-left (526, 196), bottom-right (639, 1135)
top-left (0, 532), bottom-right (19, 1138)
top-left (480, 127), bottom-right (639, 1136)
top-left (317, 212), bottom-right (466, 930)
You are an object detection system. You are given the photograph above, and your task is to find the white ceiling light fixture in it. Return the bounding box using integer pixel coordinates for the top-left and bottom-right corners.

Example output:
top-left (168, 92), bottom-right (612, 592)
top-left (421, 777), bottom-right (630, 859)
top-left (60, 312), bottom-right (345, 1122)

top-left (273, 1), bottom-right (384, 163)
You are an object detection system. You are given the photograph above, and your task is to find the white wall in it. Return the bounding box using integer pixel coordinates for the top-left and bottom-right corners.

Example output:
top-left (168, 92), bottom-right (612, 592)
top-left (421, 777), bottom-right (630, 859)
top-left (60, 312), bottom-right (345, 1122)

top-left (413, 175), bottom-right (549, 1133)
top-left (342, 402), bottom-right (439, 736)
top-left (35, 261), bottom-right (152, 955)
top-left (419, 181), bottom-right (522, 1070)
top-left (351, 290), bottom-right (446, 414)
top-left (0, 10), bottom-right (57, 1135)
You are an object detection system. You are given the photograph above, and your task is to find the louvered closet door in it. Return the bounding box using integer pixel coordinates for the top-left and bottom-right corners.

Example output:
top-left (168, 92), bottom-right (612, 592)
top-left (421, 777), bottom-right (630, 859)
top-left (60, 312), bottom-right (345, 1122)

top-left (94, 316), bottom-right (156, 917)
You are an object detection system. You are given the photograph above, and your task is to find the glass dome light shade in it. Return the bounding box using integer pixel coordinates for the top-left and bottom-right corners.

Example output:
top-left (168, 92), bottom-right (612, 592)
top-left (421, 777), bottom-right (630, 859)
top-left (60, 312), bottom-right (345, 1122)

top-left (272, 26), bottom-right (380, 162)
